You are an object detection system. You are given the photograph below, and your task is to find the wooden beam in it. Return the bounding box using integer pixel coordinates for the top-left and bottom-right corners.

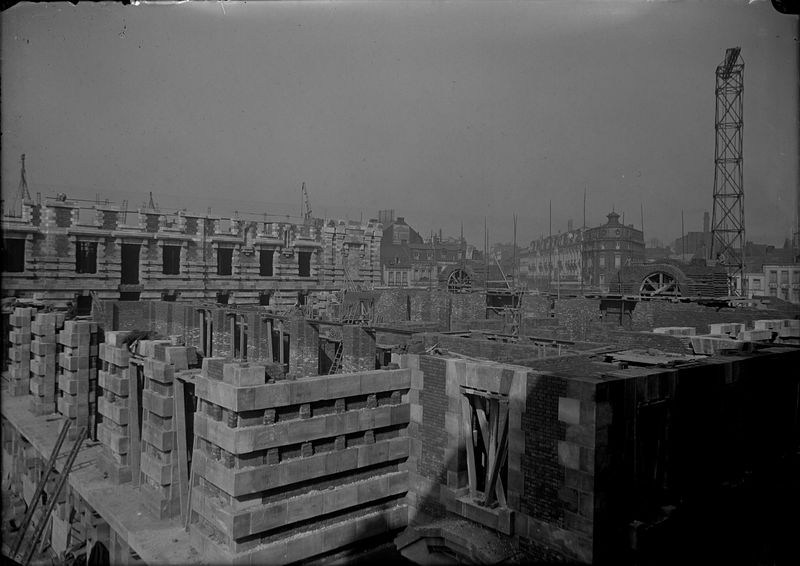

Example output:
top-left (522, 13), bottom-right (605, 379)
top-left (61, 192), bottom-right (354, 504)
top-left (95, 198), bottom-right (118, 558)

top-left (278, 323), bottom-right (285, 365)
top-left (128, 361), bottom-right (142, 488)
top-left (484, 399), bottom-right (498, 503)
top-left (462, 396), bottom-right (477, 499)
top-left (173, 377), bottom-right (190, 526)
top-left (266, 319), bottom-right (274, 362)
top-left (485, 404), bottom-right (509, 507)
top-left (494, 443), bottom-right (508, 507)
top-left (230, 315), bottom-right (236, 358)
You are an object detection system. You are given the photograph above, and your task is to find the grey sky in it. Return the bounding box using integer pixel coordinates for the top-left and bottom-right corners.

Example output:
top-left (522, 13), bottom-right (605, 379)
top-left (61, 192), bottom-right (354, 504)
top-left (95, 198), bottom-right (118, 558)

top-left (2, 1), bottom-right (797, 248)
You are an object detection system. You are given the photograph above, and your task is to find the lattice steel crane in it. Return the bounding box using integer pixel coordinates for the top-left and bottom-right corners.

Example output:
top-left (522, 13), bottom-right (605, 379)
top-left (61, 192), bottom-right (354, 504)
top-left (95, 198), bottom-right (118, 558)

top-left (710, 47), bottom-right (745, 296)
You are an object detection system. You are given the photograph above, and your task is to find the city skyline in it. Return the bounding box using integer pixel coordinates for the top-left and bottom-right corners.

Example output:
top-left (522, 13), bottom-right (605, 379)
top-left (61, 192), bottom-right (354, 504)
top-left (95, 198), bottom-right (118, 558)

top-left (2, 1), bottom-right (797, 248)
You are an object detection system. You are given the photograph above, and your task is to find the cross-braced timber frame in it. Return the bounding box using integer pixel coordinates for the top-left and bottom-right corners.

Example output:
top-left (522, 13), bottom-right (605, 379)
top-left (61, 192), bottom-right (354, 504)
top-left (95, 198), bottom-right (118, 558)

top-left (461, 388), bottom-right (509, 507)
top-left (710, 47), bottom-right (745, 296)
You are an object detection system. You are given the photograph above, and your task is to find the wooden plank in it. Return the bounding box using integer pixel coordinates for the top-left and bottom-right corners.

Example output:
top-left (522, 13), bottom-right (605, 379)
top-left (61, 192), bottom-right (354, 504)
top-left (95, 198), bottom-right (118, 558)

top-left (266, 320), bottom-right (274, 362)
top-left (484, 399), bottom-right (498, 496)
top-left (461, 396), bottom-right (477, 498)
top-left (173, 377), bottom-right (189, 526)
top-left (494, 443), bottom-right (508, 507)
top-left (485, 404), bottom-right (509, 507)
top-left (128, 361), bottom-right (141, 488)
top-left (474, 398), bottom-right (490, 450)
top-left (278, 324), bottom-right (285, 365)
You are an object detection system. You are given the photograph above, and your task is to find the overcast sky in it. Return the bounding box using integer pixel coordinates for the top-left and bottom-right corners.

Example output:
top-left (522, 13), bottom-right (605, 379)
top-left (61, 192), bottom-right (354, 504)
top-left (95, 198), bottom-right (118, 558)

top-left (2, 1), bottom-right (797, 248)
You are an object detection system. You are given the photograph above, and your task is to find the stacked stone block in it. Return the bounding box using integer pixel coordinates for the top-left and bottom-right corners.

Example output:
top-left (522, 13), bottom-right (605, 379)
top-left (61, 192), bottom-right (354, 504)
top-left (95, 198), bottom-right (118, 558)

top-left (29, 312), bottom-right (65, 415)
top-left (96, 331), bottom-right (133, 484)
top-left (7, 307), bottom-right (35, 397)
top-left (189, 363), bottom-right (411, 564)
top-left (754, 318), bottom-right (800, 343)
top-left (138, 341), bottom-right (196, 519)
top-left (57, 321), bottom-right (100, 440)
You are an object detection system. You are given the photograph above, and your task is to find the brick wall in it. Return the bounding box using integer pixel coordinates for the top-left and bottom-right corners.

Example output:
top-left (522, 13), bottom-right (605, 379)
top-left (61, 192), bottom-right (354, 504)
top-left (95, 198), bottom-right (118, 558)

top-left (341, 325), bottom-right (377, 374)
top-left (516, 373), bottom-right (595, 563)
top-left (288, 317), bottom-right (319, 377)
top-left (415, 356), bottom-right (448, 518)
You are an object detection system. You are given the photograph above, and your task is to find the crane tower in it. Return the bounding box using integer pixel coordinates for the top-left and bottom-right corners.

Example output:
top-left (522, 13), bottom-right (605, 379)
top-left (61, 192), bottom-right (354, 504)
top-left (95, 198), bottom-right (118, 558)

top-left (710, 47), bottom-right (745, 296)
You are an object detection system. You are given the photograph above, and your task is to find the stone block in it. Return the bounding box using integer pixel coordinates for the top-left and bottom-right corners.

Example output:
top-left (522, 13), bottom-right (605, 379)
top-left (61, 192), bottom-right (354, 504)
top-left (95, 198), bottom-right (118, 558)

top-left (97, 422), bottom-right (129, 454)
top-left (31, 322), bottom-right (56, 337)
top-left (59, 353), bottom-right (89, 371)
top-left (59, 373), bottom-right (89, 395)
top-left (31, 356), bottom-right (58, 376)
top-left (653, 326), bottom-right (696, 336)
top-left (557, 440), bottom-right (580, 470)
top-left (140, 452), bottom-right (173, 485)
top-left (737, 329), bottom-right (773, 342)
top-left (558, 397), bottom-right (581, 425)
top-left (689, 335), bottom-right (747, 355)
top-left (30, 376), bottom-right (57, 397)
top-left (105, 331), bottom-right (131, 348)
top-left (98, 397), bottom-right (129, 425)
top-left (165, 346), bottom-right (191, 370)
top-left (202, 357), bottom-right (227, 380)
top-left (708, 323), bottom-right (744, 336)
top-left (98, 370), bottom-right (129, 397)
top-left (58, 332), bottom-right (91, 348)
top-left (146, 359), bottom-right (175, 384)
top-left (753, 319), bottom-right (785, 331)
top-left (142, 389), bottom-right (173, 418)
top-left (31, 340), bottom-right (57, 356)
top-left (142, 422), bottom-right (175, 452)
top-left (9, 330), bottom-right (30, 344)
top-left (222, 362), bottom-right (266, 387)
top-left (58, 396), bottom-right (89, 418)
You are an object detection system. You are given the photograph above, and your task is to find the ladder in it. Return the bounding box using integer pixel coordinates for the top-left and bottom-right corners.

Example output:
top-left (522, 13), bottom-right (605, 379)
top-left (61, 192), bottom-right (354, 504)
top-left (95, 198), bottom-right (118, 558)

top-left (10, 421), bottom-right (88, 566)
top-left (329, 342), bottom-right (343, 375)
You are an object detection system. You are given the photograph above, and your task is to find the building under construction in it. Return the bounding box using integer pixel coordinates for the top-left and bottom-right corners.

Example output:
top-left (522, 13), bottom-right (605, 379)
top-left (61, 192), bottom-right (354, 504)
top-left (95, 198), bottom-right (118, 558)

top-left (2, 273), bottom-right (799, 565)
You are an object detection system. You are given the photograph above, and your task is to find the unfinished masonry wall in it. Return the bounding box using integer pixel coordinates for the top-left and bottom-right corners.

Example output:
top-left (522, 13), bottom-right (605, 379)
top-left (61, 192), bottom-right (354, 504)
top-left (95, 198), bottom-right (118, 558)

top-left (139, 341), bottom-right (197, 519)
top-left (97, 332), bottom-right (132, 484)
top-left (190, 363), bottom-right (411, 564)
top-left (401, 352), bottom-right (596, 563)
top-left (57, 321), bottom-right (101, 441)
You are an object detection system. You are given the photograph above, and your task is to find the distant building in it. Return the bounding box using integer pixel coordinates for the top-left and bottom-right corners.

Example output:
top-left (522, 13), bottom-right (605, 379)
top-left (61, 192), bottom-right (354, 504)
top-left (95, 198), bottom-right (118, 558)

top-left (583, 211), bottom-right (645, 289)
top-left (520, 212), bottom-right (645, 293)
top-left (379, 214), bottom-right (472, 289)
top-left (736, 239), bottom-right (800, 303)
top-left (521, 224), bottom-right (584, 292)
top-left (1, 199), bottom-right (383, 307)
top-left (739, 264), bottom-right (800, 304)
top-left (380, 215), bottom-right (423, 287)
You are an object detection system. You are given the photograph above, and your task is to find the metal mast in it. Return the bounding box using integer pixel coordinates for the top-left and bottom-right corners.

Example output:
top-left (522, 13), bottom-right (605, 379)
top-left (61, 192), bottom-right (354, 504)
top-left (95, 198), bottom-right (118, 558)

top-left (710, 47), bottom-right (745, 296)
top-left (7, 154), bottom-right (32, 217)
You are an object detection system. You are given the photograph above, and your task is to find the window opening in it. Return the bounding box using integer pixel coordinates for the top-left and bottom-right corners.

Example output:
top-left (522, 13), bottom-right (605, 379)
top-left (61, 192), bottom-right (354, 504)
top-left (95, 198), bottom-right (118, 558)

top-left (3, 239), bottom-right (25, 272)
top-left (162, 245), bottom-right (181, 275)
top-left (217, 247), bottom-right (233, 276)
top-left (76, 241), bottom-right (98, 274)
